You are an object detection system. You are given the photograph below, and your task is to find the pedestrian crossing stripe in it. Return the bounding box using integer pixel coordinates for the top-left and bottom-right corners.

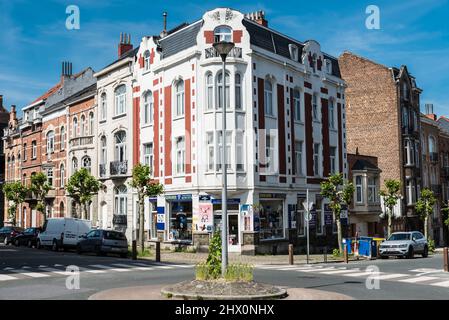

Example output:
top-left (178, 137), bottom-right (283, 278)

top-left (399, 276), bottom-right (440, 283)
top-left (370, 273), bottom-right (409, 280)
top-left (320, 269), bottom-right (361, 275)
top-left (8, 269), bottom-right (50, 278)
top-left (0, 274), bottom-right (17, 281)
top-left (430, 280), bottom-right (449, 288)
top-left (299, 267), bottom-right (337, 273)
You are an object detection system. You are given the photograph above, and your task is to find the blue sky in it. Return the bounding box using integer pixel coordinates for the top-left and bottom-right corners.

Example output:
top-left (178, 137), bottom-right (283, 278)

top-left (1, 0), bottom-right (448, 116)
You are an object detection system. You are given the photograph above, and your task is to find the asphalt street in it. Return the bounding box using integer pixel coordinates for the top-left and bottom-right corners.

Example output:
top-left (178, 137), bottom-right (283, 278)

top-left (1, 243), bottom-right (448, 300)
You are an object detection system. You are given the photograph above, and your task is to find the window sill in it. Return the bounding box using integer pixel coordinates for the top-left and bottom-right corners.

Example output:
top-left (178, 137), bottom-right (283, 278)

top-left (265, 114), bottom-right (277, 120)
top-left (293, 120), bottom-right (304, 125)
top-left (172, 116), bottom-right (185, 121)
top-left (99, 119), bottom-right (107, 124)
top-left (313, 120), bottom-right (321, 124)
top-left (142, 69), bottom-right (151, 76)
top-left (112, 113), bottom-right (127, 120)
top-left (329, 128), bottom-right (338, 133)
top-left (141, 123), bottom-right (153, 129)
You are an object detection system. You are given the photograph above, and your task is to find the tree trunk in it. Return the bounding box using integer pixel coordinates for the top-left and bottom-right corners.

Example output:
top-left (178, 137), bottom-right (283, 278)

top-left (424, 215), bottom-right (429, 240)
top-left (83, 202), bottom-right (89, 221)
top-left (388, 207), bottom-right (393, 238)
top-left (139, 193), bottom-right (145, 254)
top-left (334, 211), bottom-right (343, 253)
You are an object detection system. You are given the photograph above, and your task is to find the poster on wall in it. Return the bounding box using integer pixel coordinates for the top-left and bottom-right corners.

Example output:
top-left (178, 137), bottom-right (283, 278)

top-left (324, 204), bottom-right (333, 226)
top-left (240, 204), bottom-right (253, 231)
top-left (194, 203), bottom-right (213, 233)
top-left (253, 205), bottom-right (260, 232)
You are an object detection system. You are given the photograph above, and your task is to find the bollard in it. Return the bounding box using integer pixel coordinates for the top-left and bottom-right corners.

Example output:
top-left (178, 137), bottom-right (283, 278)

top-left (156, 241), bottom-right (161, 262)
top-left (132, 240), bottom-right (137, 260)
top-left (288, 244), bottom-right (294, 265)
top-left (344, 245), bottom-right (349, 264)
top-left (324, 246), bottom-right (328, 264)
top-left (444, 247), bottom-right (448, 272)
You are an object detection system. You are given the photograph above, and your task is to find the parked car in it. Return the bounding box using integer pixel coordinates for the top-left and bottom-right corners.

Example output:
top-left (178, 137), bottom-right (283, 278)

top-left (379, 231), bottom-right (428, 259)
top-left (0, 226), bottom-right (25, 245)
top-left (77, 229), bottom-right (128, 258)
top-left (11, 227), bottom-right (42, 247)
top-left (37, 218), bottom-right (91, 251)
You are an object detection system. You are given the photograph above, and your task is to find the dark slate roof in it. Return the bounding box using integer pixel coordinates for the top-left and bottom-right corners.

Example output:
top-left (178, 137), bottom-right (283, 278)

top-left (42, 83), bottom-right (97, 115)
top-left (242, 18), bottom-right (341, 78)
top-left (352, 159), bottom-right (379, 171)
top-left (159, 21), bottom-right (203, 59)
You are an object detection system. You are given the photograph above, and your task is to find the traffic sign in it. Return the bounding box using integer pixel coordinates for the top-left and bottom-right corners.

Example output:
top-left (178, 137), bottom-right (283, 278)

top-left (303, 201), bottom-right (314, 212)
top-left (304, 212), bottom-right (312, 222)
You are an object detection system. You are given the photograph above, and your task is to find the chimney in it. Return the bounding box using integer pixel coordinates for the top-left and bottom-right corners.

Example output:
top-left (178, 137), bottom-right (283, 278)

top-left (61, 61), bottom-right (73, 78)
top-left (425, 103), bottom-right (437, 121)
top-left (245, 10), bottom-right (268, 27)
top-left (0, 95), bottom-right (3, 109)
top-left (118, 33), bottom-right (133, 58)
top-left (160, 12), bottom-right (168, 38)
top-left (9, 105), bottom-right (17, 127)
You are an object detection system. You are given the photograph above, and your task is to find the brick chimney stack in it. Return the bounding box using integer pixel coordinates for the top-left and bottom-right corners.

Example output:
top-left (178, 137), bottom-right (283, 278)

top-left (425, 103), bottom-right (437, 121)
top-left (245, 10), bottom-right (268, 27)
top-left (160, 12), bottom-right (168, 38)
top-left (118, 33), bottom-right (133, 58)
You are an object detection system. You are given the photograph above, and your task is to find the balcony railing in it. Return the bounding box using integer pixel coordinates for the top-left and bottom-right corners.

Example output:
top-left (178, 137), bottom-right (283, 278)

top-left (99, 164), bottom-right (106, 177)
top-left (69, 136), bottom-right (94, 148)
top-left (112, 214), bottom-right (127, 226)
top-left (430, 152), bottom-right (439, 163)
top-left (205, 46), bottom-right (242, 59)
top-left (110, 160), bottom-right (128, 176)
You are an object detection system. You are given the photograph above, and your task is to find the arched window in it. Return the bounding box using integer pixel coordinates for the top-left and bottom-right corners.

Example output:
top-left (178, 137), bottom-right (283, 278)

top-left (206, 73), bottom-right (214, 110)
top-left (235, 73), bottom-right (242, 110)
top-left (217, 71), bottom-right (230, 109)
top-left (175, 80), bottom-right (184, 117)
top-left (82, 156), bottom-right (91, 172)
top-left (100, 136), bottom-right (107, 164)
top-left (60, 164), bottom-right (65, 188)
top-left (100, 93), bottom-right (107, 121)
top-left (72, 157), bottom-right (78, 171)
top-left (142, 91), bottom-right (153, 125)
top-left (60, 126), bottom-right (65, 150)
top-left (114, 131), bottom-right (126, 162)
top-left (80, 114), bottom-right (86, 136)
top-left (46, 130), bottom-right (55, 154)
top-left (264, 79), bottom-right (273, 116)
top-left (429, 136), bottom-right (437, 154)
top-left (114, 185), bottom-right (127, 216)
top-left (115, 84), bottom-right (126, 115)
top-left (73, 117), bottom-right (78, 138)
top-left (293, 89), bottom-right (301, 121)
top-left (214, 26), bottom-right (232, 42)
top-left (144, 50), bottom-right (151, 71)
top-left (89, 112), bottom-right (94, 135)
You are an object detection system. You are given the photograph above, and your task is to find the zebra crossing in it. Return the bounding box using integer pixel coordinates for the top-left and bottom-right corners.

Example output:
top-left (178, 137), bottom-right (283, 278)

top-left (256, 264), bottom-right (449, 289)
top-left (0, 262), bottom-right (193, 282)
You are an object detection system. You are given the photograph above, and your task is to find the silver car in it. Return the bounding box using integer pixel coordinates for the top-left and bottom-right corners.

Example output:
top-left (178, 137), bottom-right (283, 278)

top-left (379, 231), bottom-right (428, 259)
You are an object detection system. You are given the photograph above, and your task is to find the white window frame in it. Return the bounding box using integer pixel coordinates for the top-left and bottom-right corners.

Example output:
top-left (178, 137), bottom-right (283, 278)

top-left (312, 94), bottom-right (319, 121)
top-left (47, 130), bottom-right (55, 154)
top-left (206, 132), bottom-right (214, 172)
top-left (144, 50), bottom-right (151, 71)
top-left (114, 131), bottom-right (127, 162)
top-left (60, 164), bottom-right (65, 188)
top-left (143, 143), bottom-right (153, 168)
top-left (214, 26), bottom-right (232, 43)
top-left (100, 136), bottom-right (107, 164)
top-left (295, 141), bottom-right (303, 176)
top-left (217, 72), bottom-right (230, 110)
top-left (355, 175), bottom-right (364, 203)
top-left (293, 89), bottom-right (301, 122)
top-left (368, 176), bottom-right (377, 203)
top-left (114, 85), bottom-right (127, 116)
top-left (206, 73), bottom-right (214, 111)
top-left (72, 117), bottom-right (78, 138)
top-left (264, 80), bottom-right (274, 116)
top-left (236, 130), bottom-right (244, 171)
top-left (175, 136), bottom-right (185, 175)
top-left (89, 112), bottom-right (94, 135)
top-left (329, 100), bottom-right (335, 129)
top-left (142, 91), bottom-right (153, 125)
top-left (114, 185), bottom-right (127, 216)
top-left (32, 141), bottom-right (37, 159)
top-left (100, 93), bottom-right (107, 121)
top-left (60, 127), bottom-right (65, 150)
top-left (174, 80), bottom-right (185, 117)
top-left (235, 73), bottom-right (242, 110)
top-left (313, 143), bottom-right (320, 176)
top-left (330, 146), bottom-right (337, 174)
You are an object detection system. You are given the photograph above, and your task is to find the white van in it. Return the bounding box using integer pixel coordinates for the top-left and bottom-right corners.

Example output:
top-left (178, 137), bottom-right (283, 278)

top-left (37, 218), bottom-right (91, 251)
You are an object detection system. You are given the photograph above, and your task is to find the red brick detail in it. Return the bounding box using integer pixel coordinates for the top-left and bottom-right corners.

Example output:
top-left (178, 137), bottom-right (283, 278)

top-left (337, 103), bottom-right (343, 173)
top-left (153, 90), bottom-right (160, 177)
top-left (185, 176), bottom-right (192, 183)
top-left (119, 43), bottom-right (133, 58)
top-left (277, 84), bottom-right (286, 176)
top-left (164, 178), bottom-right (172, 184)
top-left (258, 78), bottom-right (266, 177)
top-left (304, 81), bottom-right (312, 89)
top-left (290, 89), bottom-right (296, 175)
top-left (150, 48), bottom-right (155, 65)
top-left (164, 86), bottom-right (172, 180)
top-left (192, 89), bottom-right (195, 96)
top-left (321, 98), bottom-right (330, 177)
top-left (133, 86), bottom-right (140, 93)
top-left (320, 87), bottom-right (328, 94)
top-left (204, 31), bottom-right (214, 44)
top-left (305, 93), bottom-right (314, 176)
top-left (153, 78), bottom-right (159, 86)
top-left (133, 97), bottom-right (140, 167)
top-left (185, 79), bottom-right (192, 180)
top-left (138, 55), bottom-right (144, 69)
top-left (233, 30), bottom-right (243, 43)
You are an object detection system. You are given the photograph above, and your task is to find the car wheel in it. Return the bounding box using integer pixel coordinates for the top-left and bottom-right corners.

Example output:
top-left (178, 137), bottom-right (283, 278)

top-left (52, 240), bottom-right (59, 252)
top-left (14, 239), bottom-right (20, 247)
top-left (407, 246), bottom-right (414, 259)
top-left (76, 244), bottom-right (82, 255)
top-left (36, 240), bottom-right (42, 249)
top-left (422, 245), bottom-right (429, 258)
top-left (94, 246), bottom-right (102, 256)
top-left (381, 255), bottom-right (389, 259)
top-left (27, 240), bottom-right (32, 248)
top-left (120, 253), bottom-right (128, 259)
top-left (4, 237), bottom-right (8, 245)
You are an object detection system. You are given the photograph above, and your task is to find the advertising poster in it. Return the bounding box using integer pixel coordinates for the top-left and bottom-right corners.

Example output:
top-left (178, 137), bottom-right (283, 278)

top-left (324, 204), bottom-right (333, 226)
top-left (240, 204), bottom-right (253, 231)
top-left (196, 203), bottom-right (213, 232)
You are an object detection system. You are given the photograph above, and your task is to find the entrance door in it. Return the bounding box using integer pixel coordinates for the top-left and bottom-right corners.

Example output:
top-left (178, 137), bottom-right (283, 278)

top-left (101, 203), bottom-right (108, 229)
top-left (228, 213), bottom-right (240, 252)
top-left (31, 209), bottom-right (37, 227)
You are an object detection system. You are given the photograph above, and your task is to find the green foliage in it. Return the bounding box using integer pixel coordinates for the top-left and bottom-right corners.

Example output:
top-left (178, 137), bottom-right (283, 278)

top-left (427, 238), bottom-right (435, 253)
top-left (224, 264), bottom-right (254, 282)
top-left (29, 172), bottom-right (51, 222)
top-left (206, 232), bottom-right (222, 279)
top-left (442, 205), bottom-right (449, 227)
top-left (129, 163), bottom-right (164, 197)
top-left (66, 168), bottom-right (101, 219)
top-left (415, 188), bottom-right (437, 220)
top-left (332, 248), bottom-right (341, 257)
top-left (2, 181), bottom-right (28, 226)
top-left (320, 173), bottom-right (354, 220)
top-left (379, 179), bottom-right (401, 210)
top-left (195, 262), bottom-right (212, 280)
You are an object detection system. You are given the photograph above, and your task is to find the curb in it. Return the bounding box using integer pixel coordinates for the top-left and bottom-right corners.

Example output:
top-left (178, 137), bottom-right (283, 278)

top-left (160, 287), bottom-right (288, 300)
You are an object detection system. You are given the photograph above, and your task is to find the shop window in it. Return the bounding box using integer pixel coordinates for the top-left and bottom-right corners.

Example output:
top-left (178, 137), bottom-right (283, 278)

top-left (297, 198), bottom-right (305, 236)
top-left (315, 198), bottom-right (323, 235)
top-left (169, 201), bottom-right (192, 241)
top-left (259, 200), bottom-right (284, 240)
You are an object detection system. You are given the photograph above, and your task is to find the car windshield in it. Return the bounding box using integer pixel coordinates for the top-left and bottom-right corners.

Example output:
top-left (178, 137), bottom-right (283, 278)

top-left (103, 231), bottom-right (126, 240)
top-left (388, 233), bottom-right (411, 241)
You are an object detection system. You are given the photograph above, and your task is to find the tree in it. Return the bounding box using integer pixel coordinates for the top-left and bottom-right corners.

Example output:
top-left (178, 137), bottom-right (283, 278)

top-left (415, 188), bottom-right (437, 240)
top-left (379, 179), bottom-right (401, 238)
top-left (2, 181), bottom-right (28, 226)
top-left (66, 168), bottom-right (101, 220)
top-left (320, 173), bottom-right (355, 253)
top-left (442, 203), bottom-right (449, 246)
top-left (129, 164), bottom-right (164, 253)
top-left (29, 172), bottom-right (51, 225)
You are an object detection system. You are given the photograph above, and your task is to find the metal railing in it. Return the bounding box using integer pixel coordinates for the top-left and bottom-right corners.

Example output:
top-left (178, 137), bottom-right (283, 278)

top-left (110, 160), bottom-right (128, 176)
top-left (69, 136), bottom-right (94, 147)
top-left (99, 164), bottom-right (106, 177)
top-left (205, 46), bottom-right (242, 59)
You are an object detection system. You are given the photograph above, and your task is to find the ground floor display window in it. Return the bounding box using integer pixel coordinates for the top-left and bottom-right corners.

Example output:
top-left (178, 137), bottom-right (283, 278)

top-left (297, 198), bottom-right (305, 236)
top-left (169, 201), bottom-right (192, 241)
top-left (259, 200), bottom-right (284, 240)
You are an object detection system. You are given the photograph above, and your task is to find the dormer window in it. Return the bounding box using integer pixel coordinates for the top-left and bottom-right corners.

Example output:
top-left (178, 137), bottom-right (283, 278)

top-left (288, 44), bottom-right (298, 61)
top-left (214, 26), bottom-right (232, 43)
top-left (325, 59), bottom-right (332, 74)
top-left (144, 50), bottom-right (151, 71)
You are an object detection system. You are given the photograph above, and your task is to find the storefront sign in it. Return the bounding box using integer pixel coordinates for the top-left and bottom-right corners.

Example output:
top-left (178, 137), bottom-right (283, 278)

top-left (324, 204), bottom-right (333, 226)
top-left (211, 198), bottom-right (240, 204)
top-left (309, 208), bottom-right (317, 227)
top-left (194, 203), bottom-right (213, 232)
top-left (199, 195), bottom-right (211, 201)
top-left (165, 194), bottom-right (192, 201)
top-left (156, 206), bottom-right (165, 230)
top-left (259, 193), bottom-right (286, 199)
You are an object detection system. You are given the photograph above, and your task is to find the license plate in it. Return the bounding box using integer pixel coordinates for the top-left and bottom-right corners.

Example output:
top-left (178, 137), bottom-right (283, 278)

top-left (111, 247), bottom-right (121, 252)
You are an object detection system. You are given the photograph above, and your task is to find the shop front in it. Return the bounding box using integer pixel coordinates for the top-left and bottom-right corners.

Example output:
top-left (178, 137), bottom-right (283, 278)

top-left (211, 198), bottom-right (241, 252)
top-left (166, 194), bottom-right (193, 243)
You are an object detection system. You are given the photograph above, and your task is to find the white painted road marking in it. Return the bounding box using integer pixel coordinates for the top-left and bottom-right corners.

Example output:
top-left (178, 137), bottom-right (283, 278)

top-left (430, 280), bottom-right (449, 288)
top-left (0, 274), bottom-right (17, 281)
top-left (399, 276), bottom-right (440, 283)
top-left (9, 269), bottom-right (50, 278)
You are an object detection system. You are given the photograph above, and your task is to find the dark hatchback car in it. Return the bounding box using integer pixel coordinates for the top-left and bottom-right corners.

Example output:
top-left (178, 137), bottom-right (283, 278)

top-left (77, 229), bottom-right (128, 258)
top-left (11, 227), bottom-right (42, 247)
top-left (0, 226), bottom-right (25, 245)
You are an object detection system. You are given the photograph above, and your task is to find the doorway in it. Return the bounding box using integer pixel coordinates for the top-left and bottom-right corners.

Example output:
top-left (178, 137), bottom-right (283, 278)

top-left (228, 213), bottom-right (240, 252)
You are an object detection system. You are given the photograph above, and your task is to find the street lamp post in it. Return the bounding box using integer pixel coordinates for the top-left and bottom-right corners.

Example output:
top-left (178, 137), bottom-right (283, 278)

top-left (213, 40), bottom-right (235, 277)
